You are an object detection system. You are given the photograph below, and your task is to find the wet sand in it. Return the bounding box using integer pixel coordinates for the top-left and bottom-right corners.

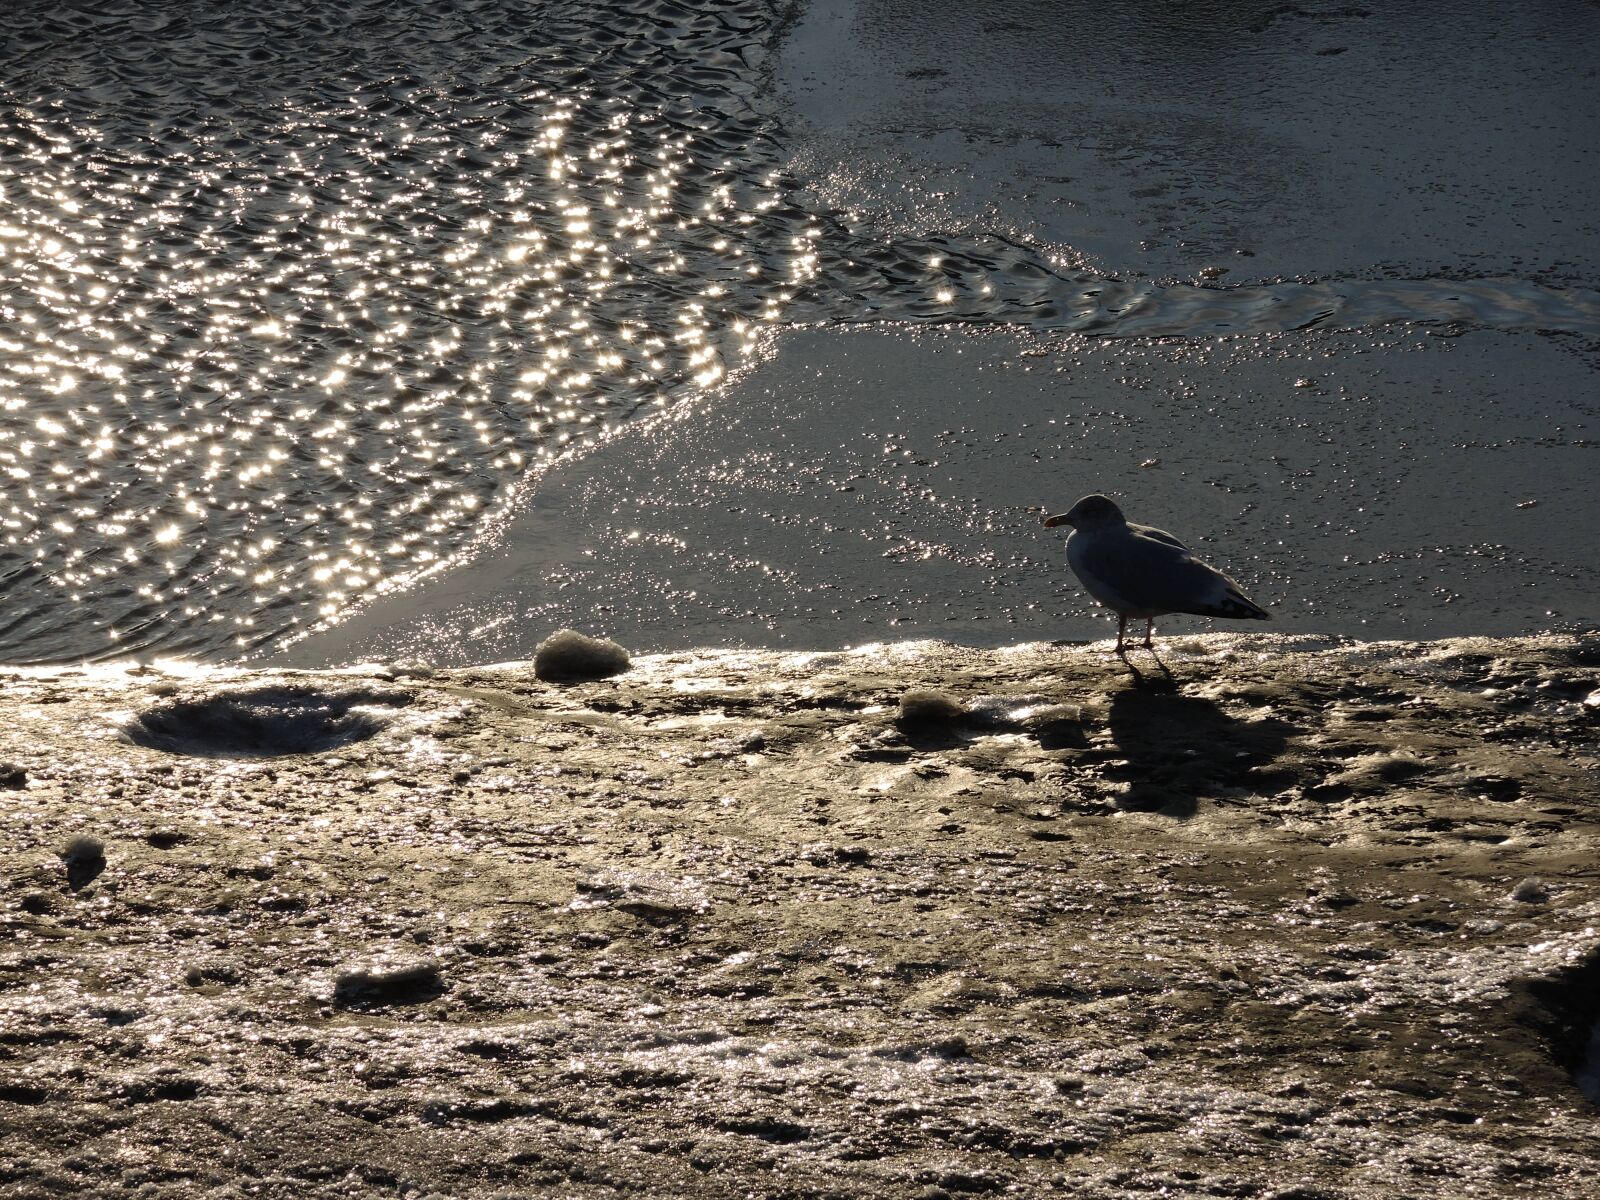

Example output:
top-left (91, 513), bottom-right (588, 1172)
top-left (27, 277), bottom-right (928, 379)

top-left (3, 635), bottom-right (1599, 1196)
top-left (778, 0), bottom-right (1600, 283)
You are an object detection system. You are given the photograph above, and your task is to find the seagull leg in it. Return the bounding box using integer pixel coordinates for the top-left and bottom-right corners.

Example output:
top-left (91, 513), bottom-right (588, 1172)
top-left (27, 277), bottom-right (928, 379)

top-left (1113, 616), bottom-right (1143, 679)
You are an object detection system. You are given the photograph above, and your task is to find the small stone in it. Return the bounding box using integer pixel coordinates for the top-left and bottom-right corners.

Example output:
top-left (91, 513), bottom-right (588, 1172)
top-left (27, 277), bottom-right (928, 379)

top-left (897, 690), bottom-right (966, 728)
top-left (0, 763), bottom-right (26, 789)
top-left (1509, 877), bottom-right (1549, 904)
top-left (533, 629), bottom-right (631, 682)
top-left (332, 958), bottom-right (445, 1007)
top-left (688, 1141), bottom-right (721, 1171)
top-left (60, 836), bottom-right (106, 892)
top-left (939, 1171), bottom-right (998, 1195)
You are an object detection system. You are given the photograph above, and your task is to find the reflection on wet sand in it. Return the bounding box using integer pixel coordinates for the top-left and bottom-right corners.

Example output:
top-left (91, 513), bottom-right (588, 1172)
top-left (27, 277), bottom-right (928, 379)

top-left (4, 633), bottom-right (1600, 1195)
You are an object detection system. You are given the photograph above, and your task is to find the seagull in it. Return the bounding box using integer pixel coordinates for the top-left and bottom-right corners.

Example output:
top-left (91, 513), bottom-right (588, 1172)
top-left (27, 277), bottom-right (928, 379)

top-left (1042, 494), bottom-right (1270, 657)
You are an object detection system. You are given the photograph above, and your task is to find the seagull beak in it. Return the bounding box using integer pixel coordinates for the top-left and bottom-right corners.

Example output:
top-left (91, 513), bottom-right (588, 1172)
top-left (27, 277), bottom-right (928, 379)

top-left (1042, 513), bottom-right (1072, 528)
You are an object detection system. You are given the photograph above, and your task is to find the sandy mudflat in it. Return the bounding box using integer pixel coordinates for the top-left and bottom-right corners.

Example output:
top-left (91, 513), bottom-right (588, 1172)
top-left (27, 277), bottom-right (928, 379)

top-left (3, 634), bottom-right (1598, 1197)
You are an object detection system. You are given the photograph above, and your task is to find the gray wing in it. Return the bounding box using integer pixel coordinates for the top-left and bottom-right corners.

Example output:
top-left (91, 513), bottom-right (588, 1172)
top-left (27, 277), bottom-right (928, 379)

top-left (1128, 522), bottom-right (1189, 552)
top-left (1079, 529), bottom-right (1265, 618)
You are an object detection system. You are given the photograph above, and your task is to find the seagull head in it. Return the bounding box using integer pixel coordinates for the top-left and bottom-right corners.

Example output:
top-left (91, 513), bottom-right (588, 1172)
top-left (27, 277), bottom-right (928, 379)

top-left (1042, 494), bottom-right (1125, 531)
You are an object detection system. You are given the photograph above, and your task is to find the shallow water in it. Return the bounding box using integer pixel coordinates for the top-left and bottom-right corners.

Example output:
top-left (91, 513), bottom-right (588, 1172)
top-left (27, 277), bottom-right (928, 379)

top-left (1, 0), bottom-right (809, 661)
top-left (3, 0), bottom-right (1599, 663)
top-left (287, 321), bottom-right (1600, 665)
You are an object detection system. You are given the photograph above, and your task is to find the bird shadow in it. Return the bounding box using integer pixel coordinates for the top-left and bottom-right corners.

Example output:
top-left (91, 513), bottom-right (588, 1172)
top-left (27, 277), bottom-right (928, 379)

top-left (1104, 684), bottom-right (1295, 817)
top-left (1114, 644), bottom-right (1175, 684)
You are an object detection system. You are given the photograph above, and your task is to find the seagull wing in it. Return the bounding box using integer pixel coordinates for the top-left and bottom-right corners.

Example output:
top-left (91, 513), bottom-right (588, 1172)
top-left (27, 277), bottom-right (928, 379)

top-left (1077, 527), bottom-right (1269, 619)
top-left (1127, 522), bottom-right (1189, 552)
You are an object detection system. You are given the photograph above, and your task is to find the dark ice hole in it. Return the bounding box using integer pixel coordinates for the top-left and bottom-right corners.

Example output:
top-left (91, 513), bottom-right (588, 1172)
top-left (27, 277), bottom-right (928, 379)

top-left (123, 686), bottom-right (405, 758)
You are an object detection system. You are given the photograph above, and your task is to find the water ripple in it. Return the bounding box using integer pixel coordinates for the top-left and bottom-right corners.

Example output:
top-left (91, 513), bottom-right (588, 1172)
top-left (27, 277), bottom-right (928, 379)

top-left (1, 0), bottom-right (813, 660)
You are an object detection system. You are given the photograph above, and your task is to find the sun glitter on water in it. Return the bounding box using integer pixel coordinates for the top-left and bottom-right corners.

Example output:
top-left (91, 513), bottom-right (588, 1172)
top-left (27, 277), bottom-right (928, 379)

top-left (0, 1), bottom-right (817, 662)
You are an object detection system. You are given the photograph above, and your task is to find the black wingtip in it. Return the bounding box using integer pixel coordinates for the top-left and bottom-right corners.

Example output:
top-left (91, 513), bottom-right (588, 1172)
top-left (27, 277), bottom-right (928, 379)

top-left (1212, 594), bottom-right (1271, 621)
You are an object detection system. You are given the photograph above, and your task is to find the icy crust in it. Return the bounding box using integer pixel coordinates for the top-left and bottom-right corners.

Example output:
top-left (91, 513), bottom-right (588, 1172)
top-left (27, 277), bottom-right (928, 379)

top-left (1, 632), bottom-right (1598, 1198)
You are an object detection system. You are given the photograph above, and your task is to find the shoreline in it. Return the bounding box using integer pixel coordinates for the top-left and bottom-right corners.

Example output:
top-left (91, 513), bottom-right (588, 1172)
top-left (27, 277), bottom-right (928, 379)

top-left (3, 631), bottom-right (1598, 1197)
top-left (272, 322), bottom-right (1600, 671)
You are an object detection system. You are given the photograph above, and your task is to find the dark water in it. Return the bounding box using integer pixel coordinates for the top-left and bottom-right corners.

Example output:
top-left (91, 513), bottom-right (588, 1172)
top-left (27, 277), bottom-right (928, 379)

top-left (2, 0), bottom-right (1598, 663)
